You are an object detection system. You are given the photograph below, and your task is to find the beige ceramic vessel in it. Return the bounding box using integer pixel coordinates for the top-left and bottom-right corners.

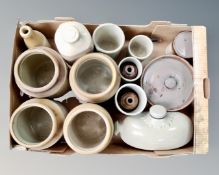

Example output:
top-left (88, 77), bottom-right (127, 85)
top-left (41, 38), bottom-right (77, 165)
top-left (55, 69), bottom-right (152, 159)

top-left (69, 53), bottom-right (121, 103)
top-left (19, 25), bottom-right (51, 49)
top-left (10, 98), bottom-right (67, 150)
top-left (14, 47), bottom-right (69, 98)
top-left (63, 103), bottom-right (114, 154)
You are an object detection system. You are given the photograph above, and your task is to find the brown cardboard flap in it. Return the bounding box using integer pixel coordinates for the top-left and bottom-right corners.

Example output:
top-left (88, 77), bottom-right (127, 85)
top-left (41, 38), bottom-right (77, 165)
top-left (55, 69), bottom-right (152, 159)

top-left (192, 26), bottom-right (209, 154)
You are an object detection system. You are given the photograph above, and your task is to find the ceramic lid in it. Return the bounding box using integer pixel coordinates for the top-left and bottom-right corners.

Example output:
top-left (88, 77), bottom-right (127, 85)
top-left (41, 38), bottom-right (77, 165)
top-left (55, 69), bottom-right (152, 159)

top-left (141, 55), bottom-right (193, 111)
top-left (173, 31), bottom-right (193, 59)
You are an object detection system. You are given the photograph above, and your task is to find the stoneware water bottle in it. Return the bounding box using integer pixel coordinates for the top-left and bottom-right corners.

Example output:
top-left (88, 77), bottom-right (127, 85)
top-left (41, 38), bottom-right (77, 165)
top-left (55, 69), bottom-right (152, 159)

top-left (141, 55), bottom-right (193, 111)
top-left (14, 47), bottom-right (69, 98)
top-left (19, 25), bottom-right (51, 49)
top-left (92, 23), bottom-right (125, 58)
top-left (63, 103), bottom-right (114, 154)
top-left (115, 105), bottom-right (193, 150)
top-left (69, 53), bottom-right (121, 103)
top-left (10, 98), bottom-right (67, 150)
top-left (55, 21), bottom-right (94, 63)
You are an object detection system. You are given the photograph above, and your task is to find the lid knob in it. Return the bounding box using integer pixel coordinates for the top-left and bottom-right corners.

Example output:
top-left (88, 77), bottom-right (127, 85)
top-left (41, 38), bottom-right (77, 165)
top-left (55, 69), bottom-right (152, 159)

top-left (63, 26), bottom-right (79, 43)
top-left (149, 105), bottom-right (167, 119)
top-left (164, 76), bottom-right (177, 89)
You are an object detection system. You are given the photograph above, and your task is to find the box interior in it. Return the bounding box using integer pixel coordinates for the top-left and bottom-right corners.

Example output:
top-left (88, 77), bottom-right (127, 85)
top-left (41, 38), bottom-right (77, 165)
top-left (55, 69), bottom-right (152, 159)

top-left (10, 19), bottom-right (198, 156)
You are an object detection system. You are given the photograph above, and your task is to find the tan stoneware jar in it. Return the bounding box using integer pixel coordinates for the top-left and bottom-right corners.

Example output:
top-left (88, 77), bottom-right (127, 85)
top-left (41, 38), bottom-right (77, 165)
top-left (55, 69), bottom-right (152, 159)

top-left (14, 47), bottom-right (69, 98)
top-left (19, 25), bottom-right (51, 49)
top-left (10, 98), bottom-right (67, 150)
top-left (63, 103), bottom-right (114, 154)
top-left (69, 53), bottom-right (121, 103)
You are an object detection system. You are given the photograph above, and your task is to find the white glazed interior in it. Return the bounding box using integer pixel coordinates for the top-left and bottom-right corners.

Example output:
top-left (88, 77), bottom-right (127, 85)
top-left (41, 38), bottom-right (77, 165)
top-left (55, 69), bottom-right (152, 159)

top-left (128, 35), bottom-right (153, 60)
top-left (10, 104), bottom-right (56, 147)
top-left (118, 57), bottom-right (143, 82)
top-left (16, 52), bottom-right (59, 92)
top-left (67, 111), bottom-right (107, 149)
top-left (115, 83), bottom-right (147, 116)
top-left (75, 59), bottom-right (113, 94)
top-left (93, 23), bottom-right (125, 55)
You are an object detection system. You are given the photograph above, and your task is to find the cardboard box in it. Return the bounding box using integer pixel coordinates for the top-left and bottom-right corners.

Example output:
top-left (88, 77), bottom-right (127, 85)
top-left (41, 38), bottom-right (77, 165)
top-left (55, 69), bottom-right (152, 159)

top-left (10, 17), bottom-right (210, 157)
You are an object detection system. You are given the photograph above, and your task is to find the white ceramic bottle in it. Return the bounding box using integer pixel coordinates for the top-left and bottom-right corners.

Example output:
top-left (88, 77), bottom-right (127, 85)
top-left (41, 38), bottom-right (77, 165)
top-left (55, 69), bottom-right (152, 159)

top-left (55, 21), bottom-right (94, 63)
top-left (19, 25), bottom-right (51, 49)
top-left (10, 98), bottom-right (67, 150)
top-left (14, 47), bottom-right (69, 98)
top-left (115, 105), bottom-right (193, 150)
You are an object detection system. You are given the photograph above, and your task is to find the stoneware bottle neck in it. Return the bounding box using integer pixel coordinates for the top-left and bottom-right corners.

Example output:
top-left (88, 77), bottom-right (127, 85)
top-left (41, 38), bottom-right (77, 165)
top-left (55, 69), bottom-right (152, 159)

top-left (63, 26), bottom-right (80, 44)
top-left (19, 25), bottom-right (33, 39)
top-left (149, 105), bottom-right (167, 119)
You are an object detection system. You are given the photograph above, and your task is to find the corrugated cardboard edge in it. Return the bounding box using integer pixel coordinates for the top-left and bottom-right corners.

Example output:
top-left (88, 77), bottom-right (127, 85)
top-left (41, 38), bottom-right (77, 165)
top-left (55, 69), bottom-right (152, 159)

top-left (192, 26), bottom-right (209, 154)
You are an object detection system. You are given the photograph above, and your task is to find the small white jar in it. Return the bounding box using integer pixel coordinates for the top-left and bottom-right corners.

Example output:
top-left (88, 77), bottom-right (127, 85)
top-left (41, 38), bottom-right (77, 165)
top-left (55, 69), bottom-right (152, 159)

top-left (55, 21), bottom-right (94, 63)
top-left (63, 103), bottom-right (114, 154)
top-left (10, 98), bottom-right (67, 150)
top-left (93, 23), bottom-right (125, 58)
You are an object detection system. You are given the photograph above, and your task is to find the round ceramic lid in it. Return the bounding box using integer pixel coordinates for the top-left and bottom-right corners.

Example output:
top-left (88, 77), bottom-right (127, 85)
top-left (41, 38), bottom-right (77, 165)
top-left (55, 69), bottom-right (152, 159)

top-left (141, 55), bottom-right (193, 111)
top-left (173, 31), bottom-right (193, 59)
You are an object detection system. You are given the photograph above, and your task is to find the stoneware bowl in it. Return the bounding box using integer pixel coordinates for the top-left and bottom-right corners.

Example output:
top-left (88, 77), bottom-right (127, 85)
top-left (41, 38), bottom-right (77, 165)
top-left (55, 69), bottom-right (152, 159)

top-left (92, 23), bottom-right (125, 58)
top-left (69, 53), bottom-right (121, 103)
top-left (141, 55), bottom-right (193, 111)
top-left (115, 83), bottom-right (147, 116)
top-left (128, 35), bottom-right (153, 60)
top-left (10, 98), bottom-right (67, 150)
top-left (14, 47), bottom-right (69, 98)
top-left (63, 103), bottom-right (114, 154)
top-left (118, 57), bottom-right (143, 82)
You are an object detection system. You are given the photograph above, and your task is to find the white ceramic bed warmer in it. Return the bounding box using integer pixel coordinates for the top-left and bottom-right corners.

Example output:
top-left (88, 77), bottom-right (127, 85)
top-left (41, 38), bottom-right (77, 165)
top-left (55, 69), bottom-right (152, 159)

top-left (115, 105), bottom-right (193, 150)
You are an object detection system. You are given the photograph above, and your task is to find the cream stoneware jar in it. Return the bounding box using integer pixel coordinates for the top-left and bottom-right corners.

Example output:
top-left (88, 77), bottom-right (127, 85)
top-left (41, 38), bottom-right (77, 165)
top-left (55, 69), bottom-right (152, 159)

top-left (92, 23), bottom-right (125, 58)
top-left (69, 53), bottom-right (121, 103)
top-left (10, 98), bottom-right (67, 150)
top-left (63, 103), bottom-right (114, 154)
top-left (115, 105), bottom-right (193, 150)
top-left (14, 47), bottom-right (69, 98)
top-left (19, 25), bottom-right (51, 49)
top-left (55, 21), bottom-right (94, 63)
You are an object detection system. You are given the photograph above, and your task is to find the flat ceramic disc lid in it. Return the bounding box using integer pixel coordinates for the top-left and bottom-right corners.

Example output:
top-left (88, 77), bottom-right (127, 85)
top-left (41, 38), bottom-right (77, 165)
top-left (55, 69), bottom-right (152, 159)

top-left (141, 55), bottom-right (193, 111)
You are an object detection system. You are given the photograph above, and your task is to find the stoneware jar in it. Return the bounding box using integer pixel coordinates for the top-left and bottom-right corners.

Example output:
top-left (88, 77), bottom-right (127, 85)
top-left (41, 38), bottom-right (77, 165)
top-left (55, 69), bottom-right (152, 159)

top-left (55, 21), bottom-right (94, 63)
top-left (115, 105), bottom-right (193, 150)
top-left (63, 103), bottom-right (114, 154)
top-left (14, 47), bottom-right (69, 98)
top-left (141, 55), bottom-right (193, 111)
top-left (128, 35), bottom-right (153, 60)
top-left (10, 98), bottom-right (67, 150)
top-left (115, 83), bottom-right (147, 116)
top-left (92, 23), bottom-right (125, 58)
top-left (69, 53), bottom-right (121, 103)
top-left (19, 25), bottom-right (51, 49)
top-left (118, 57), bottom-right (143, 82)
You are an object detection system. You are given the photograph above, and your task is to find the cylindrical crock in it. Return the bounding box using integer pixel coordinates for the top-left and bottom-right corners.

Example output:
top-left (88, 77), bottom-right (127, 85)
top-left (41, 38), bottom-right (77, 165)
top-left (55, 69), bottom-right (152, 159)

top-left (63, 103), bottom-right (114, 154)
top-left (69, 53), bottom-right (121, 103)
top-left (10, 98), bottom-right (67, 150)
top-left (14, 47), bottom-right (69, 98)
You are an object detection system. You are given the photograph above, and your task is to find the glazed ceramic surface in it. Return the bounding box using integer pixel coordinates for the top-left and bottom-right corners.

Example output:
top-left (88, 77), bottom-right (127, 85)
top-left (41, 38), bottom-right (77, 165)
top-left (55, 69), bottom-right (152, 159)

top-left (19, 25), bottom-right (51, 49)
top-left (173, 31), bottom-right (193, 59)
top-left (141, 55), bottom-right (193, 111)
top-left (118, 57), bottom-right (143, 82)
top-left (14, 47), bottom-right (69, 98)
top-left (10, 98), bottom-right (67, 150)
top-left (128, 35), bottom-right (153, 60)
top-left (93, 23), bottom-right (125, 58)
top-left (63, 103), bottom-right (114, 154)
top-left (115, 83), bottom-right (147, 116)
top-left (55, 21), bottom-right (93, 63)
top-left (115, 105), bottom-right (193, 150)
top-left (69, 53), bottom-right (121, 103)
